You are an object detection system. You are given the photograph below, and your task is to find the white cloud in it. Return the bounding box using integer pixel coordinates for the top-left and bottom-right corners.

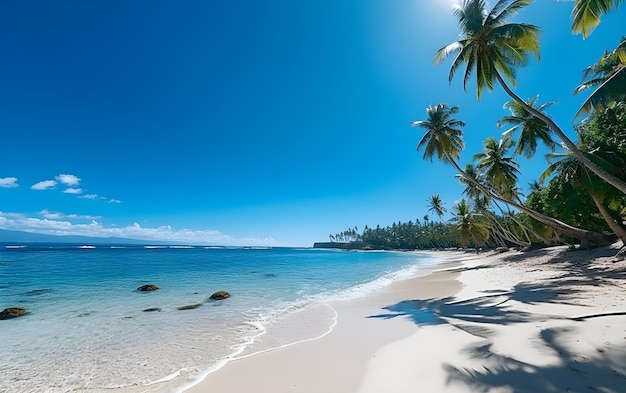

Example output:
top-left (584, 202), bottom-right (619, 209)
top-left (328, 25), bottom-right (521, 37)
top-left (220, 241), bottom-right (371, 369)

top-left (38, 209), bottom-right (100, 221)
top-left (31, 180), bottom-right (57, 190)
top-left (0, 211), bottom-right (276, 246)
top-left (63, 188), bottom-right (83, 194)
top-left (67, 213), bottom-right (101, 220)
top-left (29, 174), bottom-right (119, 203)
top-left (0, 177), bottom-right (19, 188)
top-left (56, 174), bottom-right (81, 186)
top-left (80, 194), bottom-right (102, 200)
top-left (79, 194), bottom-right (121, 203)
top-left (39, 209), bottom-right (63, 220)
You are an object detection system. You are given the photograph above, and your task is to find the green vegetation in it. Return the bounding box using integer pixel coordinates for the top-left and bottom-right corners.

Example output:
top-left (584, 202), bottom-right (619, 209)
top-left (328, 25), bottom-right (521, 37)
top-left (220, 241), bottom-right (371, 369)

top-left (325, 1), bottom-right (625, 252)
top-left (328, 220), bottom-right (464, 250)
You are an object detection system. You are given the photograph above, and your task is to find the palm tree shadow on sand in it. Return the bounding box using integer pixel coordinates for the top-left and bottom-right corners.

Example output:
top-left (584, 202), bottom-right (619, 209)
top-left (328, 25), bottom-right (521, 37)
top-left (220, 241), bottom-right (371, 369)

top-left (368, 257), bottom-right (626, 392)
top-left (368, 279), bottom-right (585, 330)
top-left (446, 327), bottom-right (626, 393)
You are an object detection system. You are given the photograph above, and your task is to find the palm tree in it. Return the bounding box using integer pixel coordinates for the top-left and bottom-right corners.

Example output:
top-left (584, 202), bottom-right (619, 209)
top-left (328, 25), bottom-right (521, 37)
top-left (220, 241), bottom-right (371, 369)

top-left (427, 194), bottom-right (448, 221)
top-left (496, 96), bottom-right (557, 158)
top-left (471, 194), bottom-right (534, 247)
top-left (570, 0), bottom-right (624, 38)
top-left (413, 104), bottom-right (465, 165)
top-left (574, 37), bottom-right (626, 119)
top-left (457, 163), bottom-right (485, 201)
top-left (412, 103), bottom-right (610, 247)
top-left (473, 136), bottom-right (521, 200)
top-left (541, 139), bottom-right (626, 245)
top-left (528, 179), bottom-right (543, 192)
top-left (434, 0), bottom-right (626, 195)
top-left (450, 199), bottom-right (490, 246)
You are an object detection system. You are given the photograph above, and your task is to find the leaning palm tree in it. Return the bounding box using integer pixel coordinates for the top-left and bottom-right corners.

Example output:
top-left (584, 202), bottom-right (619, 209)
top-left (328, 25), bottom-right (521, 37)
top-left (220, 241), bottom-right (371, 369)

top-left (457, 163), bottom-right (485, 201)
top-left (573, 37), bottom-right (626, 120)
top-left (414, 104), bottom-right (465, 165)
top-left (496, 96), bottom-right (557, 158)
top-left (472, 194), bottom-right (535, 247)
top-left (450, 199), bottom-right (490, 247)
top-left (541, 148), bottom-right (626, 245)
top-left (412, 103), bottom-right (610, 247)
top-left (473, 136), bottom-right (521, 200)
top-left (434, 0), bottom-right (626, 195)
top-left (570, 0), bottom-right (624, 38)
top-left (427, 194), bottom-right (448, 221)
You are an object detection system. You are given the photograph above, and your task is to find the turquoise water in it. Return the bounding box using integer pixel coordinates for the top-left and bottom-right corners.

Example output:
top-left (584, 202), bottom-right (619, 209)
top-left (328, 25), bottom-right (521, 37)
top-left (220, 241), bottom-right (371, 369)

top-left (0, 244), bottom-right (437, 392)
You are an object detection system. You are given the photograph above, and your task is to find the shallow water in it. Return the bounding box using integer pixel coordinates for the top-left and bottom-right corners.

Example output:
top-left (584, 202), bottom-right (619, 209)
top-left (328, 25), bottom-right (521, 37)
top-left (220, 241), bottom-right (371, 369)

top-left (0, 244), bottom-right (437, 392)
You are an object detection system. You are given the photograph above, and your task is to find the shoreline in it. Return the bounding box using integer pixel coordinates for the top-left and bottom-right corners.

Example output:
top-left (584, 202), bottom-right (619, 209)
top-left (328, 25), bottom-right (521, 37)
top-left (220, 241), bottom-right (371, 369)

top-left (178, 250), bottom-right (456, 390)
top-left (185, 251), bottom-right (469, 392)
top-left (185, 245), bottom-right (626, 392)
top-left (3, 248), bottom-right (444, 393)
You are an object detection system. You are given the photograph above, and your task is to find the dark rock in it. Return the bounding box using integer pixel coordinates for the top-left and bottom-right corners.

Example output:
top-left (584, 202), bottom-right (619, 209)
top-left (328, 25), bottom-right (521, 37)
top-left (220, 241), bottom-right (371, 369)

top-left (137, 284), bottom-right (159, 292)
top-left (143, 307), bottom-right (162, 312)
top-left (177, 303), bottom-right (203, 311)
top-left (0, 307), bottom-right (27, 320)
top-left (209, 290), bottom-right (231, 300)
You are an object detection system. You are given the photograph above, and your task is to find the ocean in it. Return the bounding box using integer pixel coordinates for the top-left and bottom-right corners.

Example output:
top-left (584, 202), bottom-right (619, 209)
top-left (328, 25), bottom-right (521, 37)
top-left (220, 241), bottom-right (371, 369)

top-left (0, 244), bottom-right (440, 392)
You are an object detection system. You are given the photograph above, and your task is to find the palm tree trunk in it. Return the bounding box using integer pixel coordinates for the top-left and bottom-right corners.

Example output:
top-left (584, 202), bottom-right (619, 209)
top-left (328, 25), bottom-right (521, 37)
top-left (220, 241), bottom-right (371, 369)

top-left (443, 151), bottom-right (610, 248)
top-left (491, 200), bottom-right (557, 246)
top-left (508, 212), bottom-right (558, 247)
top-left (494, 71), bottom-right (626, 195)
top-left (482, 209), bottom-right (530, 247)
top-left (589, 191), bottom-right (626, 246)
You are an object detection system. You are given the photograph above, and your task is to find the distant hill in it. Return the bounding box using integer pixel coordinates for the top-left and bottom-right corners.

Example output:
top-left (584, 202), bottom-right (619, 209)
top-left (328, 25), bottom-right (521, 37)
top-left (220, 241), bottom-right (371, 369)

top-left (0, 229), bottom-right (170, 245)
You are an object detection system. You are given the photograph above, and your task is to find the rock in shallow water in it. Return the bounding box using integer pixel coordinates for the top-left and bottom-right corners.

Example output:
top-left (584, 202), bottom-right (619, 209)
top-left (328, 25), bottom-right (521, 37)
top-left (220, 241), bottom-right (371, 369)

top-left (209, 290), bottom-right (231, 300)
top-left (177, 303), bottom-right (203, 311)
top-left (142, 307), bottom-right (162, 312)
top-left (137, 284), bottom-right (159, 292)
top-left (0, 307), bottom-right (27, 320)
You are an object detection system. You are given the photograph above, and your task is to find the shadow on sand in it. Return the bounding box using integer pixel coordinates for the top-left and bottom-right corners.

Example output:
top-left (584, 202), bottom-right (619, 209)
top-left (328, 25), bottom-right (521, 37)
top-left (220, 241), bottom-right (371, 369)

top-left (445, 327), bottom-right (626, 393)
top-left (368, 280), bottom-right (583, 330)
top-left (368, 247), bottom-right (626, 392)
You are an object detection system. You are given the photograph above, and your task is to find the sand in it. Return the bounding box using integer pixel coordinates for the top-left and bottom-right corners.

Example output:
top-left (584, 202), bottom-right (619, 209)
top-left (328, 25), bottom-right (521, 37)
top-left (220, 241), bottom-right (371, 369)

top-left (185, 245), bottom-right (626, 393)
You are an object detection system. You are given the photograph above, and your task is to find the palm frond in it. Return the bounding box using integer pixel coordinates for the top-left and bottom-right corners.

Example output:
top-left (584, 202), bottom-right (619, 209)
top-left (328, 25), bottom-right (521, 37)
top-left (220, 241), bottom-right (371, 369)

top-left (491, 0), bottom-right (536, 26)
top-left (571, 0), bottom-right (623, 38)
top-left (461, 47), bottom-right (476, 92)
top-left (574, 66), bottom-right (626, 119)
top-left (434, 42), bottom-right (464, 65)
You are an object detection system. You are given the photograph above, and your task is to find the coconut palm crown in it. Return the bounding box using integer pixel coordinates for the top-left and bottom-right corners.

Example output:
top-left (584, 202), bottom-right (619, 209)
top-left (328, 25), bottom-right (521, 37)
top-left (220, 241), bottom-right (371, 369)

top-left (496, 96), bottom-right (557, 158)
top-left (434, 0), bottom-right (541, 100)
top-left (473, 136), bottom-right (521, 200)
top-left (427, 194), bottom-right (448, 221)
top-left (411, 104), bottom-right (466, 164)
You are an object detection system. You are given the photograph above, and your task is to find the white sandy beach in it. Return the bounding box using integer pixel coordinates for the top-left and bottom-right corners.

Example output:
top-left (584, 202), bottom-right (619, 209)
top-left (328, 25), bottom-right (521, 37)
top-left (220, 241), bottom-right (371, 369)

top-left (186, 246), bottom-right (626, 393)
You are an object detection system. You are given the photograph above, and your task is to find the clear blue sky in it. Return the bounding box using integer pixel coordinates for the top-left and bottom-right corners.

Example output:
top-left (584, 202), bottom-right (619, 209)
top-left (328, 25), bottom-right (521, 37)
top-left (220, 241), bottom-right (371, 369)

top-left (0, 1), bottom-right (624, 246)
